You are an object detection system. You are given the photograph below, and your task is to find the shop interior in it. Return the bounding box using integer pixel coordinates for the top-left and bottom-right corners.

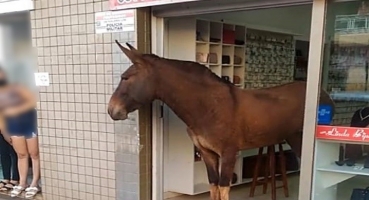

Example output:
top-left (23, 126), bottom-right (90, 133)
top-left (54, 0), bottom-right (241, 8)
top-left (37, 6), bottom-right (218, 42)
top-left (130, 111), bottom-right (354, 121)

top-left (161, 4), bottom-right (311, 200)
top-left (159, 1), bottom-right (369, 200)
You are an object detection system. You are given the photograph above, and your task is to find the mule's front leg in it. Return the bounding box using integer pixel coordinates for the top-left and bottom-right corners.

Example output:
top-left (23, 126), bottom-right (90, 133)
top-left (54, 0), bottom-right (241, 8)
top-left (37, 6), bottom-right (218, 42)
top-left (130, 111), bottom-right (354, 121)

top-left (200, 149), bottom-right (221, 200)
top-left (187, 128), bottom-right (220, 200)
top-left (219, 152), bottom-right (237, 200)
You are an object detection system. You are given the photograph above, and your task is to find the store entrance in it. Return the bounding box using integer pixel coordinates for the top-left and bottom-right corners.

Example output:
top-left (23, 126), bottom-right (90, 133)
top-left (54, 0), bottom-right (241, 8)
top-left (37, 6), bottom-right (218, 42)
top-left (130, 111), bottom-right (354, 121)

top-left (159, 4), bottom-right (312, 200)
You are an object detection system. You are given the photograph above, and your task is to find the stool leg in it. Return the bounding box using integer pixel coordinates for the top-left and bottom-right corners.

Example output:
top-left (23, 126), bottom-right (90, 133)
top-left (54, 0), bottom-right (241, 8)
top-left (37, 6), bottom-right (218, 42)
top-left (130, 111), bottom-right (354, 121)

top-left (249, 147), bottom-right (264, 197)
top-left (263, 149), bottom-right (269, 194)
top-left (269, 145), bottom-right (276, 200)
top-left (278, 144), bottom-right (289, 197)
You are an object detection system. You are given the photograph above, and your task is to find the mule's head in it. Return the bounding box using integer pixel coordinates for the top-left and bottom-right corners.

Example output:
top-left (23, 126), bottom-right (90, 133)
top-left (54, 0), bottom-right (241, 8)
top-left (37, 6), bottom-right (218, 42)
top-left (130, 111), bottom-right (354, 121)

top-left (108, 41), bottom-right (156, 120)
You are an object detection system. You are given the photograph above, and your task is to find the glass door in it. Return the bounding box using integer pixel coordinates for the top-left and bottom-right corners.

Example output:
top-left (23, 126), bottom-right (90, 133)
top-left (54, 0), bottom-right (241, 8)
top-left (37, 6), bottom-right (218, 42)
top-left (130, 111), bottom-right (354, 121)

top-left (313, 1), bottom-right (369, 200)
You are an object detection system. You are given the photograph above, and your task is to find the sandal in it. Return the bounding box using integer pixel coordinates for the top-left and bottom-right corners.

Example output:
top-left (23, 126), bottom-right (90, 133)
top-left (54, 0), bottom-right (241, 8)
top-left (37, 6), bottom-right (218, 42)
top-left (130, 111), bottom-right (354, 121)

top-left (0, 181), bottom-right (8, 191)
top-left (4, 182), bottom-right (16, 190)
top-left (10, 185), bottom-right (25, 197)
top-left (25, 186), bottom-right (39, 199)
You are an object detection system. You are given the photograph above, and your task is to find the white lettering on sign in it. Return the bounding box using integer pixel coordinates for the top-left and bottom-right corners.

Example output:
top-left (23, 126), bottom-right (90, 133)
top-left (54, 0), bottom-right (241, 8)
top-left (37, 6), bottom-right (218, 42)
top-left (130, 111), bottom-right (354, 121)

top-left (95, 10), bottom-right (135, 34)
top-left (319, 127), bottom-right (350, 138)
top-left (34, 72), bottom-right (50, 86)
top-left (352, 129), bottom-right (369, 141)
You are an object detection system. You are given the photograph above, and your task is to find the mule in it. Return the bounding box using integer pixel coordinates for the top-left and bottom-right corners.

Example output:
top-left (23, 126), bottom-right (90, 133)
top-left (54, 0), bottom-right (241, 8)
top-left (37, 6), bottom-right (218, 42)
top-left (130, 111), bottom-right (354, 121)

top-left (107, 41), bottom-right (335, 200)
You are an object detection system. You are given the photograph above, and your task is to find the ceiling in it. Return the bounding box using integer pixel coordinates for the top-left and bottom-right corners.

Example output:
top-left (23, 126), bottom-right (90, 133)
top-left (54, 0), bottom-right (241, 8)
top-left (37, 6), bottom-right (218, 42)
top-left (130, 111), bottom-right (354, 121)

top-left (199, 4), bottom-right (313, 41)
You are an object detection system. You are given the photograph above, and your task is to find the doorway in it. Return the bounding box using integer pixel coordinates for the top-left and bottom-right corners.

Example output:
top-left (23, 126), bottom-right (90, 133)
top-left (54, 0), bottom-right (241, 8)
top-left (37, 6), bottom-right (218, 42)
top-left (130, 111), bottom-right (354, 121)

top-left (152, 3), bottom-right (313, 200)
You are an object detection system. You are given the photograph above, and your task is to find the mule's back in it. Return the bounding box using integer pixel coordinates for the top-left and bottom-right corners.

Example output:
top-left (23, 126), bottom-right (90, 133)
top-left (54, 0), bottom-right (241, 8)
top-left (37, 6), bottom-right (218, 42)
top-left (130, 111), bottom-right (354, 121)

top-left (234, 81), bottom-right (334, 149)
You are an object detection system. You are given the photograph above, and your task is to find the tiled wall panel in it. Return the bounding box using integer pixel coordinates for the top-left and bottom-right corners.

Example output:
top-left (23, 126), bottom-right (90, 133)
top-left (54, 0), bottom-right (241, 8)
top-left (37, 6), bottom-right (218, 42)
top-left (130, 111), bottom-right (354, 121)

top-left (31, 0), bottom-right (143, 199)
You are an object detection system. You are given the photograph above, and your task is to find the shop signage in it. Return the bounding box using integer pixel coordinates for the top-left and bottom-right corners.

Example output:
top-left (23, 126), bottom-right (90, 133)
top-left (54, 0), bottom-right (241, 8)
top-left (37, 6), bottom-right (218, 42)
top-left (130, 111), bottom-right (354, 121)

top-left (109, 0), bottom-right (200, 10)
top-left (0, 0), bottom-right (34, 14)
top-left (317, 105), bottom-right (333, 125)
top-left (316, 125), bottom-right (369, 142)
top-left (34, 72), bottom-right (50, 86)
top-left (95, 10), bottom-right (135, 34)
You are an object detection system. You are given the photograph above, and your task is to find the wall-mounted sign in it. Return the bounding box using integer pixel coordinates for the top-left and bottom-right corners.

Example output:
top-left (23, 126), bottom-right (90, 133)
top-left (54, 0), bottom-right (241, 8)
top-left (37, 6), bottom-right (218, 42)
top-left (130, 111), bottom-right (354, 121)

top-left (316, 125), bottom-right (369, 143)
top-left (317, 105), bottom-right (333, 125)
top-left (34, 72), bottom-right (49, 86)
top-left (95, 10), bottom-right (135, 34)
top-left (109, 0), bottom-right (200, 10)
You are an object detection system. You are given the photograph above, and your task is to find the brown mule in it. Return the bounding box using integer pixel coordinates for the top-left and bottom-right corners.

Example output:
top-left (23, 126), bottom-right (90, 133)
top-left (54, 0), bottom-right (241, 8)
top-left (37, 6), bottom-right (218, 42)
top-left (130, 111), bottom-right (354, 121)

top-left (108, 41), bottom-right (335, 200)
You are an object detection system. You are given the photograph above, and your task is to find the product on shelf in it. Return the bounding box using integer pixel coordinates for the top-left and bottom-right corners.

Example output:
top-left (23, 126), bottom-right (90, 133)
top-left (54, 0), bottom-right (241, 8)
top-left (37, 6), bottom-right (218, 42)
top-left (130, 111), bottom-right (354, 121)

top-left (222, 55), bottom-right (231, 64)
top-left (196, 52), bottom-right (208, 63)
top-left (223, 29), bottom-right (235, 44)
top-left (350, 186), bottom-right (369, 200)
top-left (233, 75), bottom-right (241, 84)
top-left (208, 53), bottom-right (218, 64)
top-left (335, 159), bottom-right (355, 166)
top-left (234, 55), bottom-right (242, 65)
top-left (244, 29), bottom-right (295, 89)
top-left (221, 76), bottom-right (230, 81)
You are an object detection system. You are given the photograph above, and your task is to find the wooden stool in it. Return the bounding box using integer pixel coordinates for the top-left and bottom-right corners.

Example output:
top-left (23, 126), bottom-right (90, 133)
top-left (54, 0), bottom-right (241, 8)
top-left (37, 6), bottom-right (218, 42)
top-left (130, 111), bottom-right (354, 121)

top-left (249, 143), bottom-right (289, 200)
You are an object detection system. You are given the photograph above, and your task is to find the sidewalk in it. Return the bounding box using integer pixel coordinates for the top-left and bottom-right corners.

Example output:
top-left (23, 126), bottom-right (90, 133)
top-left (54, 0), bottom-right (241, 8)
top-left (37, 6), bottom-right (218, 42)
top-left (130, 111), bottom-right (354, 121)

top-left (0, 193), bottom-right (22, 200)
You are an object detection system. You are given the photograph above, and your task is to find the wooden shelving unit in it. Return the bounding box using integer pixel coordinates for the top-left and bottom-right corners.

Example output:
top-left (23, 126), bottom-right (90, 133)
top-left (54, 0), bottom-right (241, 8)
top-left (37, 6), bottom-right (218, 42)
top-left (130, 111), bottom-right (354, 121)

top-left (195, 19), bottom-right (246, 88)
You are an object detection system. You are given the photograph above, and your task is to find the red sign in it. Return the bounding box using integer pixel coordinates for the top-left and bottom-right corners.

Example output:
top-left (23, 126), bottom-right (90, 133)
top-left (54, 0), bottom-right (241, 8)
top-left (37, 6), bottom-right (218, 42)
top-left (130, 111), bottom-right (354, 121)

top-left (316, 125), bottom-right (369, 142)
top-left (109, 0), bottom-right (200, 10)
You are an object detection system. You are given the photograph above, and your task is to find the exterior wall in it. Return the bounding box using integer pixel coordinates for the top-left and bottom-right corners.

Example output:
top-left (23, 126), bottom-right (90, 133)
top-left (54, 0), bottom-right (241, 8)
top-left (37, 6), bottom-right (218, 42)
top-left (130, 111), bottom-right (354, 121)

top-left (30, 0), bottom-right (150, 199)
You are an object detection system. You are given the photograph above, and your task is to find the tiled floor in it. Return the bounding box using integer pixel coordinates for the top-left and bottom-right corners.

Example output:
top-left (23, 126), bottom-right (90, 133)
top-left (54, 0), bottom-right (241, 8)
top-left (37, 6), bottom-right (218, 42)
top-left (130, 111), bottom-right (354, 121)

top-left (167, 174), bottom-right (368, 200)
top-left (168, 174), bottom-right (300, 200)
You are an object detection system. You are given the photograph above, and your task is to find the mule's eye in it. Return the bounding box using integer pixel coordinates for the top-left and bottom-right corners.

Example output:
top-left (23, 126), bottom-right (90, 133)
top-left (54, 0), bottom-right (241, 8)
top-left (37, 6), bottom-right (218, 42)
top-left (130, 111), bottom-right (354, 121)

top-left (121, 77), bottom-right (129, 81)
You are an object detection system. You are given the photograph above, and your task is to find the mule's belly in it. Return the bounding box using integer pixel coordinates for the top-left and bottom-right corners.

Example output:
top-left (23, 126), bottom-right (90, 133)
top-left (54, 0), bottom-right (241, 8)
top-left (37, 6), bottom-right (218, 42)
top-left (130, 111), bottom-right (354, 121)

top-left (238, 112), bottom-right (304, 150)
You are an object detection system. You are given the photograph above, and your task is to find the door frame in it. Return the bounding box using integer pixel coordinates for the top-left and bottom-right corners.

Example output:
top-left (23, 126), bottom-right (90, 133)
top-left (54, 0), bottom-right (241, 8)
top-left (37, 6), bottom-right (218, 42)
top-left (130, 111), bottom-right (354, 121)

top-left (151, 13), bottom-right (166, 200)
top-left (151, 0), bottom-right (328, 199)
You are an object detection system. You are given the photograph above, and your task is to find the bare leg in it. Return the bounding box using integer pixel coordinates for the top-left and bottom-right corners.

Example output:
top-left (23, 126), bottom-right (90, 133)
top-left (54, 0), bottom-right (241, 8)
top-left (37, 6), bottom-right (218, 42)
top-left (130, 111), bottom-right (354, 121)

top-left (11, 136), bottom-right (29, 188)
top-left (219, 152), bottom-right (237, 200)
top-left (26, 137), bottom-right (40, 187)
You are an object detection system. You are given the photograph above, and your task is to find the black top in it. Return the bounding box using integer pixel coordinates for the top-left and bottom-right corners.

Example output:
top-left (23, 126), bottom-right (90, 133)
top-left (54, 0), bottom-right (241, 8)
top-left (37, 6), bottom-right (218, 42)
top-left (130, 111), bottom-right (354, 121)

top-left (351, 107), bottom-right (369, 127)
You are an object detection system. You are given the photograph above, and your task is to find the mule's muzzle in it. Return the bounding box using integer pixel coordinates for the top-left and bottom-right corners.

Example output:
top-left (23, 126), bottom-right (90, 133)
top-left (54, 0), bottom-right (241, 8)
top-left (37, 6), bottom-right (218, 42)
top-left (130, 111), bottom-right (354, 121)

top-left (108, 106), bottom-right (128, 121)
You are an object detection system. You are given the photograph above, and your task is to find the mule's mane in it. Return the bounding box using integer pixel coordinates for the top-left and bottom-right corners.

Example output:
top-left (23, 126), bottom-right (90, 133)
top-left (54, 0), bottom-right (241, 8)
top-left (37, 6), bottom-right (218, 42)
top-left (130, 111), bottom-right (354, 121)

top-left (142, 54), bottom-right (233, 85)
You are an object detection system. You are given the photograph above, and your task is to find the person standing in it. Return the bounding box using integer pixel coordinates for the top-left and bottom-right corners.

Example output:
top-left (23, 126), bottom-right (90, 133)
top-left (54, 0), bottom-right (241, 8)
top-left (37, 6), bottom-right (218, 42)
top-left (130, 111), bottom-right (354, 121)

top-left (0, 131), bottom-right (19, 191)
top-left (0, 68), bottom-right (40, 198)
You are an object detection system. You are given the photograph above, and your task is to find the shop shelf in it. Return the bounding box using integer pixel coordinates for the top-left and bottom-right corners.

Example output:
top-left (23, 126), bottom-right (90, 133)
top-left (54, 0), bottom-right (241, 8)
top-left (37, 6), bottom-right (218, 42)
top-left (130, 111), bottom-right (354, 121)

top-left (317, 163), bottom-right (369, 176)
top-left (196, 41), bottom-right (208, 44)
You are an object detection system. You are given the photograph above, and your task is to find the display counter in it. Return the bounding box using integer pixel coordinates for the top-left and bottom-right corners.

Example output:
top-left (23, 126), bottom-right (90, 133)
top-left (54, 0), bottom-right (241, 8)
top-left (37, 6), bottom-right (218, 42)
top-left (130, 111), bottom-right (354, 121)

top-left (313, 125), bottom-right (369, 200)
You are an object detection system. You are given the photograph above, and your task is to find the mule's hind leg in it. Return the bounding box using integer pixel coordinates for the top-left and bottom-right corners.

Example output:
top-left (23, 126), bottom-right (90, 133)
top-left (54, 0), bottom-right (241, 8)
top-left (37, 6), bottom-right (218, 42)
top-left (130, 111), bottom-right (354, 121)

top-left (219, 151), bottom-right (237, 200)
top-left (200, 148), bottom-right (221, 200)
top-left (286, 132), bottom-right (302, 158)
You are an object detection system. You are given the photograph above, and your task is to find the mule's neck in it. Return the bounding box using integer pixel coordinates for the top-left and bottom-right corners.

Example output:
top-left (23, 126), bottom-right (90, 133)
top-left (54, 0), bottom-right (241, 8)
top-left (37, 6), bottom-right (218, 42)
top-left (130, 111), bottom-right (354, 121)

top-left (152, 60), bottom-right (228, 127)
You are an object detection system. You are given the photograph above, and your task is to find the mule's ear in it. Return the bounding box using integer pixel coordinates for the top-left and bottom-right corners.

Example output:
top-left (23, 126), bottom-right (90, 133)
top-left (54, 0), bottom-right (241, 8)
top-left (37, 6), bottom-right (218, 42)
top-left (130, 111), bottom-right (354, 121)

top-left (126, 43), bottom-right (141, 55)
top-left (115, 40), bottom-right (141, 63)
